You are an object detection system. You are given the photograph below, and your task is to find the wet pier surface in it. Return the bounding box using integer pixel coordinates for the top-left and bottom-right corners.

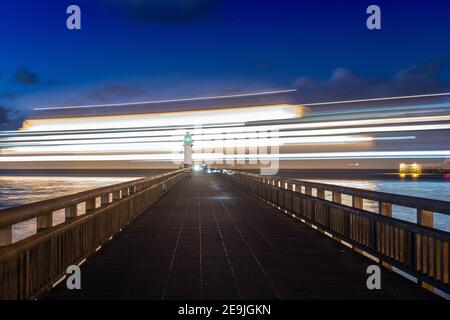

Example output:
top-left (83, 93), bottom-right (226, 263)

top-left (44, 173), bottom-right (436, 300)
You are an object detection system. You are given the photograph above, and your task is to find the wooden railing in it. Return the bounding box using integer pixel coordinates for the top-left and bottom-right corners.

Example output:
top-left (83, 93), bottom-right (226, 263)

top-left (224, 170), bottom-right (450, 295)
top-left (0, 169), bottom-right (186, 299)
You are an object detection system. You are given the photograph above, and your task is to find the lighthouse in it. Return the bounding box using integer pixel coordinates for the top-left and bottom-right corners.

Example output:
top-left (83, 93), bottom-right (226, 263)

top-left (183, 132), bottom-right (193, 167)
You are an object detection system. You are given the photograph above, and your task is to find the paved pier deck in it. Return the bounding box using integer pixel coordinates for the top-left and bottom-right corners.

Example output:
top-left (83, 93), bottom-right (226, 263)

top-left (44, 173), bottom-right (436, 299)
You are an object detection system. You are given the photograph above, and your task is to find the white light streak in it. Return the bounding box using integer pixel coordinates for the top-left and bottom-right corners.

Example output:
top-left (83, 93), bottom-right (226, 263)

top-left (22, 105), bottom-right (300, 132)
top-left (2, 135), bottom-right (378, 154)
top-left (33, 89), bottom-right (298, 111)
top-left (3, 114), bottom-right (449, 144)
top-left (302, 92), bottom-right (450, 107)
top-left (1, 150), bottom-right (449, 162)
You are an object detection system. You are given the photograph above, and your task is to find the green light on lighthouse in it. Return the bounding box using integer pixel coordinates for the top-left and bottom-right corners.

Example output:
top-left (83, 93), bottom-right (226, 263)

top-left (184, 133), bottom-right (192, 144)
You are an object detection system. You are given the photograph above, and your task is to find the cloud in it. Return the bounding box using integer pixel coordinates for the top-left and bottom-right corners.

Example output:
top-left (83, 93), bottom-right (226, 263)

top-left (13, 67), bottom-right (39, 85)
top-left (87, 83), bottom-right (146, 102)
top-left (0, 105), bottom-right (28, 130)
top-left (0, 106), bottom-right (9, 125)
top-left (293, 62), bottom-right (450, 103)
top-left (106, 0), bottom-right (219, 24)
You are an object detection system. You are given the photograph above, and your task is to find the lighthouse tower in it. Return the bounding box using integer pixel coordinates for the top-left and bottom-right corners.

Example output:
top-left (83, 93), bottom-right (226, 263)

top-left (183, 132), bottom-right (193, 168)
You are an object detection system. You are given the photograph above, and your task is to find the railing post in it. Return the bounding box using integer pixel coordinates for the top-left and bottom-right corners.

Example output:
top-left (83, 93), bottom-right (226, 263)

top-left (0, 226), bottom-right (12, 246)
top-left (332, 192), bottom-right (342, 204)
top-left (37, 213), bottom-right (53, 231)
top-left (65, 205), bottom-right (78, 220)
top-left (101, 193), bottom-right (110, 206)
top-left (418, 210), bottom-right (433, 227)
top-left (112, 190), bottom-right (121, 201)
top-left (379, 202), bottom-right (393, 269)
top-left (380, 202), bottom-right (392, 216)
top-left (353, 196), bottom-right (363, 209)
top-left (317, 188), bottom-right (325, 200)
top-left (417, 209), bottom-right (434, 291)
top-left (85, 198), bottom-right (96, 213)
top-left (305, 186), bottom-right (312, 196)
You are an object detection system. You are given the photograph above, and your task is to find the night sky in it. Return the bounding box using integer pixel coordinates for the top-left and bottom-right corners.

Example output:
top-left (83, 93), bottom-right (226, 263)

top-left (1, 0), bottom-right (450, 130)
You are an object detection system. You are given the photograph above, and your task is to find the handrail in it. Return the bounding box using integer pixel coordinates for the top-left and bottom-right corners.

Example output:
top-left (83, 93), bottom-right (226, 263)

top-left (223, 170), bottom-right (450, 295)
top-left (236, 171), bottom-right (450, 217)
top-left (0, 169), bottom-right (187, 299)
top-left (285, 178), bottom-right (450, 215)
top-left (0, 169), bottom-right (185, 230)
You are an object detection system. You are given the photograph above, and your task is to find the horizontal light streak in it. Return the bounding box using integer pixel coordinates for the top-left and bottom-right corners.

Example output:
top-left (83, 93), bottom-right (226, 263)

top-left (33, 89), bottom-right (298, 111)
top-left (4, 114), bottom-right (450, 142)
top-left (0, 122), bottom-right (247, 136)
top-left (302, 92), bottom-right (450, 107)
top-left (2, 135), bottom-right (379, 154)
top-left (31, 91), bottom-right (450, 113)
top-left (306, 102), bottom-right (450, 117)
top-left (0, 123), bottom-right (425, 147)
top-left (0, 123), bottom-right (445, 150)
top-left (265, 123), bottom-right (450, 137)
top-left (0, 150), bottom-right (449, 162)
top-left (22, 105), bottom-right (300, 132)
top-left (221, 151), bottom-right (450, 160)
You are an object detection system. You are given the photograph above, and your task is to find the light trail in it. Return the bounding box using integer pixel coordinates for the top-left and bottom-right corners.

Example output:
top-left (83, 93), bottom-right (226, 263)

top-left (31, 90), bottom-right (450, 111)
top-left (0, 135), bottom-right (383, 154)
top-left (0, 130), bottom-right (417, 147)
top-left (22, 104), bottom-right (301, 132)
top-left (2, 91), bottom-right (450, 166)
top-left (33, 89), bottom-right (298, 111)
top-left (302, 92), bottom-right (450, 107)
top-left (0, 122), bottom-right (247, 136)
top-left (4, 114), bottom-right (450, 142)
top-left (0, 150), bottom-right (449, 162)
top-left (305, 102), bottom-right (450, 118)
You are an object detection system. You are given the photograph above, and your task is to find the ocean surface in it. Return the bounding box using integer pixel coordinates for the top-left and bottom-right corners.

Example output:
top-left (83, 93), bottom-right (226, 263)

top-left (0, 176), bottom-right (138, 210)
top-left (0, 176), bottom-right (139, 243)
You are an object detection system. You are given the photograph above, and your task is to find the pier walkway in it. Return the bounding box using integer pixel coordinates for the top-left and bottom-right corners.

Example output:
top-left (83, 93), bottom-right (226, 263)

top-left (44, 173), bottom-right (435, 300)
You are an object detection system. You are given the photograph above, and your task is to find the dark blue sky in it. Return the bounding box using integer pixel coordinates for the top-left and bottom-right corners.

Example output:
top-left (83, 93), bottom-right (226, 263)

top-left (1, 0), bottom-right (450, 129)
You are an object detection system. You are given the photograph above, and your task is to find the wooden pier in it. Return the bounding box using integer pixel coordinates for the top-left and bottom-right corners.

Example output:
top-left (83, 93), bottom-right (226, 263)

top-left (1, 170), bottom-right (448, 300)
